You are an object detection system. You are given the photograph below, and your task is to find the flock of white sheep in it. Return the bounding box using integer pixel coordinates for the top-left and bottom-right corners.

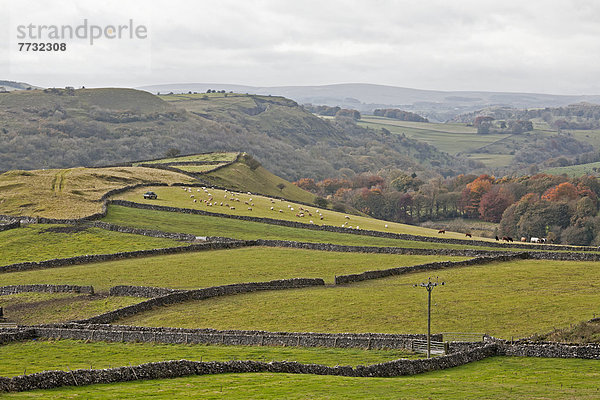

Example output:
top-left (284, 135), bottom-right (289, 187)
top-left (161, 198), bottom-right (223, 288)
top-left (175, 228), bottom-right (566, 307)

top-left (178, 186), bottom-right (389, 230)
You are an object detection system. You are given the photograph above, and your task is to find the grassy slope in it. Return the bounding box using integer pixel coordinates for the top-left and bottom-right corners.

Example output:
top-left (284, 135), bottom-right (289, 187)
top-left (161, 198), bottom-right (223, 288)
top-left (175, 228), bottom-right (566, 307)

top-left (115, 186), bottom-right (496, 242)
top-left (0, 167), bottom-right (194, 218)
top-left (118, 259), bottom-right (600, 339)
top-left (201, 161), bottom-right (317, 205)
top-left (102, 205), bottom-right (506, 250)
top-left (0, 224), bottom-right (182, 265)
top-left (0, 340), bottom-right (421, 376)
top-left (4, 357), bottom-right (600, 399)
top-left (0, 293), bottom-right (140, 325)
top-left (132, 152), bottom-right (238, 165)
top-left (0, 247), bottom-right (467, 290)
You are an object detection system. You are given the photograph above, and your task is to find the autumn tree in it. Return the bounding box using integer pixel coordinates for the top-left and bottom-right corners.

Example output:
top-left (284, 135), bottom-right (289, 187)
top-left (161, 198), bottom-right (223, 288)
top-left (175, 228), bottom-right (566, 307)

top-left (461, 174), bottom-right (494, 218)
top-left (478, 186), bottom-right (514, 222)
top-left (542, 182), bottom-right (579, 202)
top-left (294, 178), bottom-right (318, 193)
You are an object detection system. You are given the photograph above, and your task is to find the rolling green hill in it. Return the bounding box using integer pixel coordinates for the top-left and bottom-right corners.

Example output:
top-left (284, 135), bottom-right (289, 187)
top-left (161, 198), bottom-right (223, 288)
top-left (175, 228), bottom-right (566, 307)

top-left (0, 88), bottom-right (471, 180)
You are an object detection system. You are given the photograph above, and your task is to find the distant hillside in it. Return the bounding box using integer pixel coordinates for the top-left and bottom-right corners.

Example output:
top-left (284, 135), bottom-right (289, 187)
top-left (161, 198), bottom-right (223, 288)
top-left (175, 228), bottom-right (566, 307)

top-left (0, 88), bottom-right (472, 180)
top-left (137, 83), bottom-right (600, 122)
top-left (0, 80), bottom-right (39, 91)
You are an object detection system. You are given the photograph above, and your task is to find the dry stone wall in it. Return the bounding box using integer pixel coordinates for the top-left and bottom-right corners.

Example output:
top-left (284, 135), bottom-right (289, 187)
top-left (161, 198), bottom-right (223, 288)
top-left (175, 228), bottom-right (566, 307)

top-left (0, 329), bottom-right (36, 345)
top-left (498, 341), bottom-right (600, 359)
top-left (0, 221), bottom-right (20, 232)
top-left (0, 345), bottom-right (499, 392)
top-left (90, 221), bottom-right (197, 241)
top-left (0, 285), bottom-right (94, 296)
top-left (34, 323), bottom-right (440, 349)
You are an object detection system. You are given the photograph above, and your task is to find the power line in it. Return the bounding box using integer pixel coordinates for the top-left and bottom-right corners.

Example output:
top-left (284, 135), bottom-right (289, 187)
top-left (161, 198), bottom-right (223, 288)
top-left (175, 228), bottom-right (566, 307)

top-left (414, 276), bottom-right (445, 358)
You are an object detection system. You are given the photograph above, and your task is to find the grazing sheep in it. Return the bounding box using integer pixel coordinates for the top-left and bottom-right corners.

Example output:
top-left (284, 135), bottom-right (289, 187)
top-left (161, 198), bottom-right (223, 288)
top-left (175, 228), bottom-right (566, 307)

top-left (190, 195), bottom-right (194, 198)
top-left (309, 220), bottom-right (314, 224)
top-left (270, 206), bottom-right (274, 210)
top-left (230, 207), bottom-right (235, 210)
top-left (279, 209), bottom-right (283, 213)
top-left (356, 225), bottom-right (360, 229)
top-left (248, 207), bottom-right (252, 211)
top-left (345, 215), bottom-right (350, 219)
top-left (320, 216), bottom-right (324, 220)
top-left (315, 209), bottom-right (320, 213)
top-left (249, 198), bottom-right (252, 202)
top-left (193, 199), bottom-right (197, 203)
top-left (385, 224), bottom-right (388, 228)
top-left (291, 207), bottom-right (294, 211)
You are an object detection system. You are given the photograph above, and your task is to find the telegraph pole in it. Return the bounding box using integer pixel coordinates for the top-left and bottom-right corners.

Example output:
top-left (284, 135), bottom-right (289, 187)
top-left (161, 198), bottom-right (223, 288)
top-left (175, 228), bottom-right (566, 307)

top-left (415, 277), bottom-right (444, 358)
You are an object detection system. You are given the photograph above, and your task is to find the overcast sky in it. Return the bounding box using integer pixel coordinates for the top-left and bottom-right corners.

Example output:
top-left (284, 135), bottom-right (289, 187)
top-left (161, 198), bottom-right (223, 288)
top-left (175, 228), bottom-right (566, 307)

top-left (2, 0), bottom-right (600, 94)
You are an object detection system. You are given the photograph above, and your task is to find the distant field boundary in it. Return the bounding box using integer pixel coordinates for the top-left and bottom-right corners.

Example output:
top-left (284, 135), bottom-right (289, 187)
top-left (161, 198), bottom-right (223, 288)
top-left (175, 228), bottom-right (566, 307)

top-left (108, 200), bottom-right (600, 252)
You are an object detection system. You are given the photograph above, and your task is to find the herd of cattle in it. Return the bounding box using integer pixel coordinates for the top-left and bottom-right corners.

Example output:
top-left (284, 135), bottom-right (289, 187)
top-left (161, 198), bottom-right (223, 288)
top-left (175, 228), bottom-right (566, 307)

top-left (437, 229), bottom-right (547, 243)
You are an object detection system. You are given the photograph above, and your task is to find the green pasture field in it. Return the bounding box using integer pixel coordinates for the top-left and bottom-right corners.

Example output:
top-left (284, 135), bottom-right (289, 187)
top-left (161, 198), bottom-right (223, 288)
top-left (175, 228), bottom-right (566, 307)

top-left (102, 205), bottom-right (509, 250)
top-left (115, 187), bottom-right (495, 242)
top-left (4, 357), bottom-right (600, 399)
top-left (0, 166), bottom-right (194, 219)
top-left (544, 161), bottom-right (600, 177)
top-left (132, 152), bottom-right (238, 166)
top-left (0, 340), bottom-right (421, 377)
top-left (119, 259), bottom-right (600, 339)
top-left (0, 247), bottom-right (467, 291)
top-left (358, 116), bottom-right (507, 155)
top-left (0, 293), bottom-right (140, 325)
top-left (0, 224), bottom-right (182, 266)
